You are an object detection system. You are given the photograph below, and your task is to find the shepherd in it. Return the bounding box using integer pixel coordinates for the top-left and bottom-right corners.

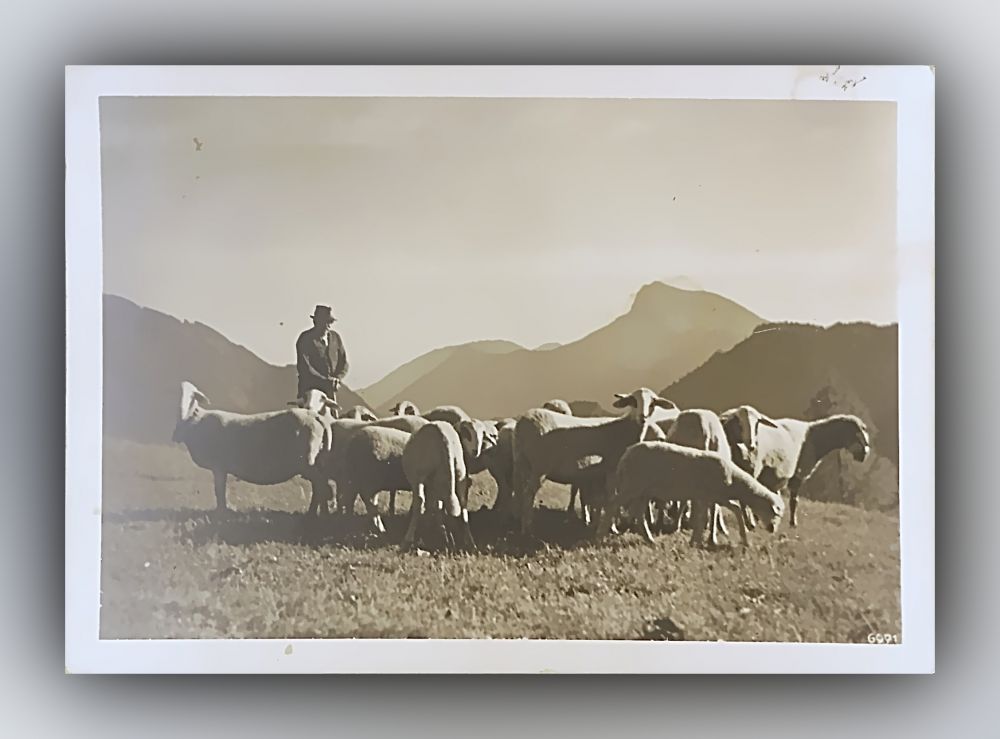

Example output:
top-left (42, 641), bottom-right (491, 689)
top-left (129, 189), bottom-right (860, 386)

top-left (296, 304), bottom-right (349, 405)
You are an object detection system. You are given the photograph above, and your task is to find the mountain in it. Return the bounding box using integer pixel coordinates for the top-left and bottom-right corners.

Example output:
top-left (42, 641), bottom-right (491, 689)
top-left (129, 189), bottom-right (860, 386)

top-left (103, 295), bottom-right (368, 443)
top-left (534, 342), bottom-right (562, 351)
top-left (377, 281), bottom-right (763, 418)
top-left (661, 322), bottom-right (898, 463)
top-left (359, 339), bottom-right (524, 409)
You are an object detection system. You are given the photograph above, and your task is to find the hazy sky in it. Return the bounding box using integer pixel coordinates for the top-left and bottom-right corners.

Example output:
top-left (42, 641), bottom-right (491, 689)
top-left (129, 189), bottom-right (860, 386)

top-left (101, 97), bottom-right (896, 388)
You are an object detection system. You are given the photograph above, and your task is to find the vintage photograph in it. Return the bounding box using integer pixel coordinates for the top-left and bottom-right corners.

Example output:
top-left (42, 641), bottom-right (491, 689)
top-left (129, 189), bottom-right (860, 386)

top-left (67, 67), bottom-right (933, 669)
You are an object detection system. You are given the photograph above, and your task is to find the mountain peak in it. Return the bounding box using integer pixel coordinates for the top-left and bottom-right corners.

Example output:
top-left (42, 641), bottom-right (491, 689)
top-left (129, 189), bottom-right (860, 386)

top-left (630, 281), bottom-right (698, 312)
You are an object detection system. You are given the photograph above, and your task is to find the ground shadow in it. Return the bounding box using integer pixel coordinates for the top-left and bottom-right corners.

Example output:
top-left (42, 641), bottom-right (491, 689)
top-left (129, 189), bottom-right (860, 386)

top-left (149, 503), bottom-right (603, 554)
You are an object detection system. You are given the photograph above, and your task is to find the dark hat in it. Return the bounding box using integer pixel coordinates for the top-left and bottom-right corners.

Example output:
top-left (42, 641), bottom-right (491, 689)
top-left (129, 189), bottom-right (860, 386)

top-left (311, 305), bottom-right (335, 322)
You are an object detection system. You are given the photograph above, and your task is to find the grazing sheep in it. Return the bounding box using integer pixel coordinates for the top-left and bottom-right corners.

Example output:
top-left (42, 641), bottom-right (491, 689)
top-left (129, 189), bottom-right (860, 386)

top-left (660, 409), bottom-right (734, 543)
top-left (390, 400), bottom-right (420, 416)
top-left (734, 412), bottom-right (871, 527)
top-left (595, 442), bottom-right (785, 546)
top-left (400, 420), bottom-right (491, 552)
top-left (172, 382), bottom-right (333, 513)
top-left (311, 413), bottom-right (430, 516)
top-left (512, 388), bottom-right (677, 536)
top-left (468, 418), bottom-right (518, 515)
top-left (338, 425), bottom-right (414, 534)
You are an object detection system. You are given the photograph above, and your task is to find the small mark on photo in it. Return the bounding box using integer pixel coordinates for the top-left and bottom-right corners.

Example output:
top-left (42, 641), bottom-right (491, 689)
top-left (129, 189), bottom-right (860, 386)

top-left (193, 137), bottom-right (204, 151)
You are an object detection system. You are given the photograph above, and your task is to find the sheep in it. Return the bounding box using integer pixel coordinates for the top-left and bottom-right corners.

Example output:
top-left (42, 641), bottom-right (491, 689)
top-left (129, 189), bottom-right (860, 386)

top-left (422, 405), bottom-right (473, 426)
top-left (172, 381), bottom-right (333, 513)
top-left (338, 425), bottom-right (414, 534)
top-left (725, 410), bottom-right (871, 527)
top-left (467, 418), bottom-right (518, 516)
top-left (542, 399), bottom-right (572, 415)
top-left (390, 400), bottom-right (420, 416)
top-left (343, 405), bottom-right (379, 422)
top-left (656, 408), bottom-right (737, 542)
top-left (512, 387), bottom-right (677, 536)
top-left (400, 419), bottom-right (492, 552)
top-left (594, 441), bottom-right (785, 547)
top-left (308, 412), bottom-right (430, 516)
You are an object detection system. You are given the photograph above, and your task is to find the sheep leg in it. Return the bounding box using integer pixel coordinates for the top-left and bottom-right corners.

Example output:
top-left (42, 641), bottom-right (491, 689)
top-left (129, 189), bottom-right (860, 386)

top-left (742, 505), bottom-right (757, 530)
top-left (725, 501), bottom-right (750, 546)
top-left (358, 492), bottom-right (386, 535)
top-left (389, 489), bottom-right (397, 517)
top-left (632, 499), bottom-right (656, 545)
top-left (213, 470), bottom-right (229, 513)
top-left (567, 485), bottom-right (579, 518)
top-left (689, 501), bottom-right (709, 547)
top-left (307, 478), bottom-right (332, 517)
top-left (518, 474), bottom-right (543, 537)
top-left (715, 505), bottom-right (730, 537)
top-left (400, 483), bottom-right (425, 551)
top-left (788, 478), bottom-right (801, 527)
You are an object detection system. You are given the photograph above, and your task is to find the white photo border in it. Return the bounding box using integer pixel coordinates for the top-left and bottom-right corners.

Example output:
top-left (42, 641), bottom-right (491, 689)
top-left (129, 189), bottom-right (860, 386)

top-left (65, 65), bottom-right (935, 674)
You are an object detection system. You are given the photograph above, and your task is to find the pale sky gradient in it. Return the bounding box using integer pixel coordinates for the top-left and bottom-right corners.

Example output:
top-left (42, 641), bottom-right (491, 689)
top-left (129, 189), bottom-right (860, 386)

top-left (100, 97), bottom-right (896, 388)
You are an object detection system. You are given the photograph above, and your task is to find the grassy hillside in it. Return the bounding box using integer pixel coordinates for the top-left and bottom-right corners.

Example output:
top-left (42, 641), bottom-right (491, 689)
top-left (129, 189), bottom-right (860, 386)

top-left (103, 295), bottom-right (368, 443)
top-left (101, 439), bottom-right (900, 642)
top-left (379, 282), bottom-right (763, 418)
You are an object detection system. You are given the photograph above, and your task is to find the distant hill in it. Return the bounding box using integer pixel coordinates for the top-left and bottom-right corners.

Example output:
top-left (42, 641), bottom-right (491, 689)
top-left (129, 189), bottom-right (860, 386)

top-left (359, 339), bottom-right (523, 409)
top-left (568, 400), bottom-right (617, 418)
top-left (661, 322), bottom-right (899, 463)
top-left (103, 295), bottom-right (368, 443)
top-left (377, 281), bottom-right (763, 418)
top-left (534, 342), bottom-right (562, 351)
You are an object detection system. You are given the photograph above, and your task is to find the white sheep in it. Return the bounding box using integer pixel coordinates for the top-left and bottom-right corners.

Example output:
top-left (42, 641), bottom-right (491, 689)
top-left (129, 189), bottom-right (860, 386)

top-left (172, 381), bottom-right (333, 513)
top-left (542, 399), bottom-right (572, 415)
top-left (337, 425), bottom-right (414, 534)
top-left (422, 405), bottom-right (473, 426)
top-left (467, 418), bottom-right (518, 515)
top-left (512, 388), bottom-right (677, 536)
top-left (660, 408), bottom-right (734, 543)
top-left (400, 419), bottom-right (491, 552)
top-left (595, 441), bottom-right (785, 546)
top-left (725, 410), bottom-right (871, 527)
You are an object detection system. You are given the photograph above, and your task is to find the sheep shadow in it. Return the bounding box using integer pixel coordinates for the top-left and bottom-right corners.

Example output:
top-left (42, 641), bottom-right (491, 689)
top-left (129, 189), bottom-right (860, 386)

top-left (162, 504), bottom-right (597, 554)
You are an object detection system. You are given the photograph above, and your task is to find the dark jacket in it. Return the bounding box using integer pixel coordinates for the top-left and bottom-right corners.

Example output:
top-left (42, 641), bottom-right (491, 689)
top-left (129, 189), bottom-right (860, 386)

top-left (296, 327), bottom-right (349, 397)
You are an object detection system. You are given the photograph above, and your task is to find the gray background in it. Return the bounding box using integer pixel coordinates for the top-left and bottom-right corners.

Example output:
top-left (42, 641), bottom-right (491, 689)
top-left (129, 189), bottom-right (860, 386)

top-left (3, 0), bottom-right (991, 735)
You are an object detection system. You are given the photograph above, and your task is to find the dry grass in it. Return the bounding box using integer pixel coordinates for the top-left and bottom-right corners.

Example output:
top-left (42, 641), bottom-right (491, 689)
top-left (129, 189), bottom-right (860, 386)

top-left (100, 438), bottom-right (901, 641)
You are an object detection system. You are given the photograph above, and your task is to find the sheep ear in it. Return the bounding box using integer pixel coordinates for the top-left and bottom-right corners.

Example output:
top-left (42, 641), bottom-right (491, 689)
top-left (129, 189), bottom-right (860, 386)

top-left (756, 414), bottom-right (779, 428)
top-left (612, 393), bottom-right (636, 409)
top-left (653, 397), bottom-right (677, 410)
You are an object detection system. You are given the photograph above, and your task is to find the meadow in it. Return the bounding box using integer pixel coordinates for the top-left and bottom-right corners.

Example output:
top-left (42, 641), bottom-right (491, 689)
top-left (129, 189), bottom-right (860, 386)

top-left (99, 438), bottom-right (901, 642)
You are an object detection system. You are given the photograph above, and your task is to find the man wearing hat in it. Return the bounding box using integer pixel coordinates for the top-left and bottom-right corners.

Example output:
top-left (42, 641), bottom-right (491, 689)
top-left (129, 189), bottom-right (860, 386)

top-left (295, 304), bottom-right (349, 402)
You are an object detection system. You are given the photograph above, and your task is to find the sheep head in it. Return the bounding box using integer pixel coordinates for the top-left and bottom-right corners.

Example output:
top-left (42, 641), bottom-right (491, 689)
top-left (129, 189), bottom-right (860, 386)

top-left (458, 419), bottom-right (492, 460)
top-left (173, 381), bottom-right (209, 442)
top-left (720, 405), bottom-right (778, 460)
top-left (345, 405), bottom-right (379, 422)
top-left (391, 400), bottom-right (420, 416)
top-left (611, 388), bottom-right (676, 421)
top-left (760, 495), bottom-right (785, 534)
top-left (845, 416), bottom-right (871, 462)
top-left (542, 399), bottom-right (573, 415)
top-left (294, 389), bottom-right (340, 420)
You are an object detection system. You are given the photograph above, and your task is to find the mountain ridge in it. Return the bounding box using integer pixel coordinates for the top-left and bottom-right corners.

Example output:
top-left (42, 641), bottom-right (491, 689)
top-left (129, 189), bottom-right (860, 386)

top-left (103, 294), bottom-right (368, 443)
top-left (377, 281), bottom-right (764, 417)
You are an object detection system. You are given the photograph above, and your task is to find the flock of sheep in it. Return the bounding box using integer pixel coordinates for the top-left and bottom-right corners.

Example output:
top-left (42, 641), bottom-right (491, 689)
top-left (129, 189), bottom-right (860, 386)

top-left (171, 381), bottom-right (871, 553)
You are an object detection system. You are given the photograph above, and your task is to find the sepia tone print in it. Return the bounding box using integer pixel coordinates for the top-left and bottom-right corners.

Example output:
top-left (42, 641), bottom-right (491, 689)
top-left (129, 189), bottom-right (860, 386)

top-left (99, 96), bottom-right (899, 641)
